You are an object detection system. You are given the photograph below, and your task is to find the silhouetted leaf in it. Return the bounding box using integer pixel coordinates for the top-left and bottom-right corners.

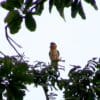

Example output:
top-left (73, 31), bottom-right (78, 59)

top-left (15, 63), bottom-right (28, 72)
top-left (78, 1), bottom-right (86, 19)
top-left (95, 70), bottom-right (100, 80)
top-left (84, 0), bottom-right (98, 10)
top-left (35, 0), bottom-right (47, 15)
top-left (5, 10), bottom-right (22, 34)
top-left (94, 87), bottom-right (100, 97)
top-left (64, 0), bottom-right (72, 7)
top-left (82, 68), bottom-right (94, 76)
top-left (6, 83), bottom-right (25, 100)
top-left (35, 3), bottom-right (44, 15)
top-left (0, 57), bottom-right (13, 77)
top-left (25, 0), bottom-right (33, 10)
top-left (1, 0), bottom-right (21, 11)
top-left (0, 84), bottom-right (5, 94)
top-left (25, 13), bottom-right (36, 31)
top-left (5, 10), bottom-right (19, 23)
top-left (57, 80), bottom-right (67, 90)
top-left (54, 0), bottom-right (65, 19)
top-left (49, 0), bottom-right (54, 13)
top-left (19, 0), bottom-right (24, 4)
top-left (69, 65), bottom-right (81, 73)
top-left (8, 17), bottom-right (22, 34)
top-left (71, 0), bottom-right (79, 18)
top-left (96, 64), bottom-right (100, 69)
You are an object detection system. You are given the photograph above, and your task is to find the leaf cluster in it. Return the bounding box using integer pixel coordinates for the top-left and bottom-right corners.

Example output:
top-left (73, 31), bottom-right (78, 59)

top-left (1, 0), bottom-right (39, 34)
top-left (0, 0), bottom-right (98, 34)
top-left (0, 53), bottom-right (100, 100)
top-left (0, 55), bottom-right (33, 100)
top-left (0, 55), bottom-right (64, 100)
top-left (63, 58), bottom-right (100, 100)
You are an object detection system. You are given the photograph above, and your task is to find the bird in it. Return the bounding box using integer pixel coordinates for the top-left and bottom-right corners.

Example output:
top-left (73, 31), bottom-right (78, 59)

top-left (49, 42), bottom-right (60, 62)
top-left (49, 42), bottom-right (60, 70)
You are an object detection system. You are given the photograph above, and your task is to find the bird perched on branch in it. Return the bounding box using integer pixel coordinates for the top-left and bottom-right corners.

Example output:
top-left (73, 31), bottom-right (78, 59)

top-left (49, 42), bottom-right (60, 61)
top-left (49, 42), bottom-right (65, 71)
top-left (49, 42), bottom-right (60, 69)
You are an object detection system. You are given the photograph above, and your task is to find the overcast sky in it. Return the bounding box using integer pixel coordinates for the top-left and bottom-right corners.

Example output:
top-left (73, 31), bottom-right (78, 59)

top-left (0, 1), bottom-right (100, 100)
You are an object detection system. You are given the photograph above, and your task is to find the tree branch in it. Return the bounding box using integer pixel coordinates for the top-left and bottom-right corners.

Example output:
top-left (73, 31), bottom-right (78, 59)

top-left (5, 25), bottom-right (22, 56)
top-left (42, 85), bottom-right (49, 100)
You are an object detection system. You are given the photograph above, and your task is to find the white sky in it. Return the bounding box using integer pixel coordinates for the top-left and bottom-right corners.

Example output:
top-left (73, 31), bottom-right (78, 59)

top-left (0, 1), bottom-right (100, 100)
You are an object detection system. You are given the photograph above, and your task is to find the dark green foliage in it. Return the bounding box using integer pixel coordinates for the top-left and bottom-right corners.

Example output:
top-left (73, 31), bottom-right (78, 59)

top-left (24, 0), bottom-right (33, 10)
top-left (54, 0), bottom-right (65, 19)
top-left (0, 55), bottom-right (64, 100)
top-left (35, 0), bottom-right (47, 15)
top-left (63, 58), bottom-right (100, 100)
top-left (5, 10), bottom-right (22, 34)
top-left (1, 0), bottom-right (22, 11)
top-left (49, 0), bottom-right (54, 13)
top-left (78, 1), bottom-right (86, 19)
top-left (0, 55), bottom-right (33, 100)
top-left (64, 0), bottom-right (72, 7)
top-left (0, 0), bottom-right (99, 99)
top-left (71, 0), bottom-right (86, 19)
top-left (0, 54), bottom-right (100, 100)
top-left (71, 0), bottom-right (79, 18)
top-left (84, 0), bottom-right (98, 10)
top-left (25, 13), bottom-right (36, 31)
top-left (0, 0), bottom-right (98, 34)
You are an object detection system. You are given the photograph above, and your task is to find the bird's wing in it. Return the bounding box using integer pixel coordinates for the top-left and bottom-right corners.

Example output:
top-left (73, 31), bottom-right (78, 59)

top-left (57, 50), bottom-right (60, 57)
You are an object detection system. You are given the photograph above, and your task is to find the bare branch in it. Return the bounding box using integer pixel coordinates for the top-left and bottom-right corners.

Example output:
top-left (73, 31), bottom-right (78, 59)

top-left (0, 51), bottom-right (6, 56)
top-left (5, 25), bottom-right (22, 56)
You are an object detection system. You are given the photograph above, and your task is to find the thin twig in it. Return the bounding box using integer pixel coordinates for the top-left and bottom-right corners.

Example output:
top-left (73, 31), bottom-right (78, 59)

top-left (0, 51), bottom-right (6, 56)
top-left (5, 25), bottom-right (22, 56)
top-left (8, 36), bottom-right (22, 48)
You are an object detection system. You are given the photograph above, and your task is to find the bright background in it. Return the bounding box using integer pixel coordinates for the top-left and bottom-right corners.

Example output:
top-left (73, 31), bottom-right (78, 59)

top-left (0, 1), bottom-right (100, 100)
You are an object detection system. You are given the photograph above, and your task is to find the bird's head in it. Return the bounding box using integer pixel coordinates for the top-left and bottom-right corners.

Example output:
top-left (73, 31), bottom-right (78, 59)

top-left (50, 42), bottom-right (57, 49)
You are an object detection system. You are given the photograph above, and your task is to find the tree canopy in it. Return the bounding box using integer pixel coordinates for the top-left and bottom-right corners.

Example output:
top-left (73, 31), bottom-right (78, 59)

top-left (0, 0), bottom-right (98, 34)
top-left (0, 53), bottom-right (100, 100)
top-left (0, 0), bottom-right (100, 100)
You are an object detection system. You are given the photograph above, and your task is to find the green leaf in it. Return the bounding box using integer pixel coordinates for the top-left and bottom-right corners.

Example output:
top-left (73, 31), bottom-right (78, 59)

top-left (95, 70), bottom-right (100, 80)
top-left (49, 0), bottom-right (54, 13)
top-left (8, 22), bottom-right (21, 34)
top-left (1, 0), bottom-right (21, 11)
top-left (57, 80), bottom-right (65, 90)
top-left (96, 64), bottom-right (100, 69)
top-left (13, 62), bottom-right (28, 74)
top-left (54, 0), bottom-right (65, 19)
top-left (6, 83), bottom-right (25, 100)
top-left (35, 0), bottom-right (47, 15)
top-left (78, 1), bottom-right (86, 19)
top-left (25, 13), bottom-right (36, 31)
top-left (5, 10), bottom-right (19, 23)
top-left (5, 10), bottom-right (22, 34)
top-left (17, 62), bottom-right (28, 71)
top-left (71, 0), bottom-right (79, 18)
top-left (0, 84), bottom-right (5, 94)
top-left (0, 57), bottom-right (13, 76)
top-left (18, 0), bottom-right (24, 4)
top-left (64, 0), bottom-right (72, 7)
top-left (24, 0), bottom-right (33, 11)
top-left (35, 4), bottom-right (44, 15)
top-left (84, 0), bottom-right (98, 10)
top-left (1, 1), bottom-right (13, 11)
top-left (94, 87), bottom-right (100, 96)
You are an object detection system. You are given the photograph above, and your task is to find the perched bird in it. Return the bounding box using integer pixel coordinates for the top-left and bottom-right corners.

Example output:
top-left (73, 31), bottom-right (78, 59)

top-left (49, 42), bottom-right (60, 62)
top-left (49, 42), bottom-right (60, 69)
top-left (49, 42), bottom-right (65, 71)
